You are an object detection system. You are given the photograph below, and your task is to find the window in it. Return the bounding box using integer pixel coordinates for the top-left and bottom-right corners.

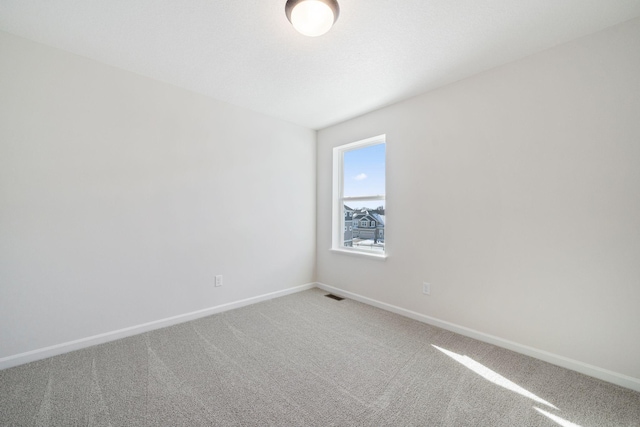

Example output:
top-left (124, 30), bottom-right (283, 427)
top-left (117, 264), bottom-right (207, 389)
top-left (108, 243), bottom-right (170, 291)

top-left (332, 135), bottom-right (386, 255)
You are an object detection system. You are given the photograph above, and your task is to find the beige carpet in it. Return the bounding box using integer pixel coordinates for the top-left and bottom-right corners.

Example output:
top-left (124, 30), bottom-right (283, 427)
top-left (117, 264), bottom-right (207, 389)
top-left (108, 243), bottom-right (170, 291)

top-left (1, 288), bottom-right (639, 426)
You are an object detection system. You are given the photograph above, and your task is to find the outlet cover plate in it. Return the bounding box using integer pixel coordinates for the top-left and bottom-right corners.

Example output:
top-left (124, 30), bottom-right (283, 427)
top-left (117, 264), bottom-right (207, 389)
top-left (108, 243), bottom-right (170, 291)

top-left (423, 282), bottom-right (430, 295)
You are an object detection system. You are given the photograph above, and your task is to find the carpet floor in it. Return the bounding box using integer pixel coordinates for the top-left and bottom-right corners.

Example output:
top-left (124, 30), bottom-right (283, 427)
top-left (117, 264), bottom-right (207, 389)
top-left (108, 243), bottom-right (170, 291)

top-left (1, 288), bottom-right (639, 426)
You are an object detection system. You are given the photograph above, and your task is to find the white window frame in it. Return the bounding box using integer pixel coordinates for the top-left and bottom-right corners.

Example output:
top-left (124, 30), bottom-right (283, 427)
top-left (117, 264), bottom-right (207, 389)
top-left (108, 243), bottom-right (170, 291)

top-left (331, 134), bottom-right (387, 259)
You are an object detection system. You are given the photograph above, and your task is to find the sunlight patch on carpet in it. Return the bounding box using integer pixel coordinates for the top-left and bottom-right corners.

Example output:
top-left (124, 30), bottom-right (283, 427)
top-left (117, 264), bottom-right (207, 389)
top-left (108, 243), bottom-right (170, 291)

top-left (534, 407), bottom-right (583, 427)
top-left (432, 345), bottom-right (557, 409)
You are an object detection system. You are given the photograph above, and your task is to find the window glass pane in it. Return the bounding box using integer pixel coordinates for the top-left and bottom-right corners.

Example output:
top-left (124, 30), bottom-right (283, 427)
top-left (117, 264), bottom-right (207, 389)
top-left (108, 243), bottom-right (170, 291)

top-left (343, 143), bottom-right (385, 198)
top-left (344, 201), bottom-right (385, 252)
top-left (333, 135), bottom-right (386, 255)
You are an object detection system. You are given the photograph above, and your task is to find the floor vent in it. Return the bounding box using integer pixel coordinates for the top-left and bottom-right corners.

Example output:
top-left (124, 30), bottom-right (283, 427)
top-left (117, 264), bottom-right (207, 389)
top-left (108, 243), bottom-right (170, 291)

top-left (325, 294), bottom-right (344, 301)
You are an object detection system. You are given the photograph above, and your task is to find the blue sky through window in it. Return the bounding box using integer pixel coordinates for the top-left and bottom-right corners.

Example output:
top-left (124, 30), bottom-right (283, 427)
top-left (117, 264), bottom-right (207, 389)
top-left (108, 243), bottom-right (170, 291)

top-left (343, 143), bottom-right (385, 198)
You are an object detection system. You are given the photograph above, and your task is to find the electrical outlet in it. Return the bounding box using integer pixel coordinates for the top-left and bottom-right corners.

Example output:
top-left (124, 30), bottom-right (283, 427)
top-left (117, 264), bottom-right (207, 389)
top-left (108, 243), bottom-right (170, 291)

top-left (215, 275), bottom-right (223, 287)
top-left (422, 282), bottom-right (430, 295)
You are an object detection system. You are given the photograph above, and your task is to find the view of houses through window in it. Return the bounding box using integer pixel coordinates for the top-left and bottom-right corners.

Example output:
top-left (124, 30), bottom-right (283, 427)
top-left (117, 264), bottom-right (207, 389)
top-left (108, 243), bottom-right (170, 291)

top-left (338, 138), bottom-right (386, 253)
top-left (343, 203), bottom-right (385, 252)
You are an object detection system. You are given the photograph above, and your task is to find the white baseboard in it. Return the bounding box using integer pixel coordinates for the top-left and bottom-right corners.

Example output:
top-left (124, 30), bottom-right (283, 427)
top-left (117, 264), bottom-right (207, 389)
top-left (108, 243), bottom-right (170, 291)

top-left (0, 283), bottom-right (316, 371)
top-left (315, 282), bottom-right (640, 392)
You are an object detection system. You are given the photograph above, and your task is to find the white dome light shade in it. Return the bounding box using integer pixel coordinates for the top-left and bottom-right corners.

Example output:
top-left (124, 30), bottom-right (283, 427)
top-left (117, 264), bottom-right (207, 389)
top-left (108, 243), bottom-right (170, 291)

top-left (291, 1), bottom-right (333, 36)
top-left (285, 0), bottom-right (340, 37)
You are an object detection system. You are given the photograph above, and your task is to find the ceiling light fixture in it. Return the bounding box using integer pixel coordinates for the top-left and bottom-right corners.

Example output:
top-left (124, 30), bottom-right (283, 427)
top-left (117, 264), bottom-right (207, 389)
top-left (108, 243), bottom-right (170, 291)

top-left (285, 0), bottom-right (340, 37)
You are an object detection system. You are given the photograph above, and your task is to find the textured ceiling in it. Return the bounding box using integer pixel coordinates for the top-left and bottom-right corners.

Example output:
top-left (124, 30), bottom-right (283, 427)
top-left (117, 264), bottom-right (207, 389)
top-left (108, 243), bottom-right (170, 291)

top-left (1, 1), bottom-right (640, 129)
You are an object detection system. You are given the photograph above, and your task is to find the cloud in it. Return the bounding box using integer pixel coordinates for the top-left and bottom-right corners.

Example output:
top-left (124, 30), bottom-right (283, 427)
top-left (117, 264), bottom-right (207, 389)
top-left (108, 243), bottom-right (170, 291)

top-left (354, 173), bottom-right (367, 181)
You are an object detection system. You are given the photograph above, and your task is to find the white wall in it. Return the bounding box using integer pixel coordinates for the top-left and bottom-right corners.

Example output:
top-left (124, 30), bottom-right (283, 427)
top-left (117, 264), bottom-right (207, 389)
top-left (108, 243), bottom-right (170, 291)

top-left (0, 31), bottom-right (316, 360)
top-left (317, 18), bottom-right (640, 380)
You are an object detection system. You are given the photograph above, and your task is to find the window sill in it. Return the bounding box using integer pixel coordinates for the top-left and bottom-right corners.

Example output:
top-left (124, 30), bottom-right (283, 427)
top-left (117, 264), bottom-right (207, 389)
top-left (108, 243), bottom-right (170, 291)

top-left (330, 248), bottom-right (388, 260)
